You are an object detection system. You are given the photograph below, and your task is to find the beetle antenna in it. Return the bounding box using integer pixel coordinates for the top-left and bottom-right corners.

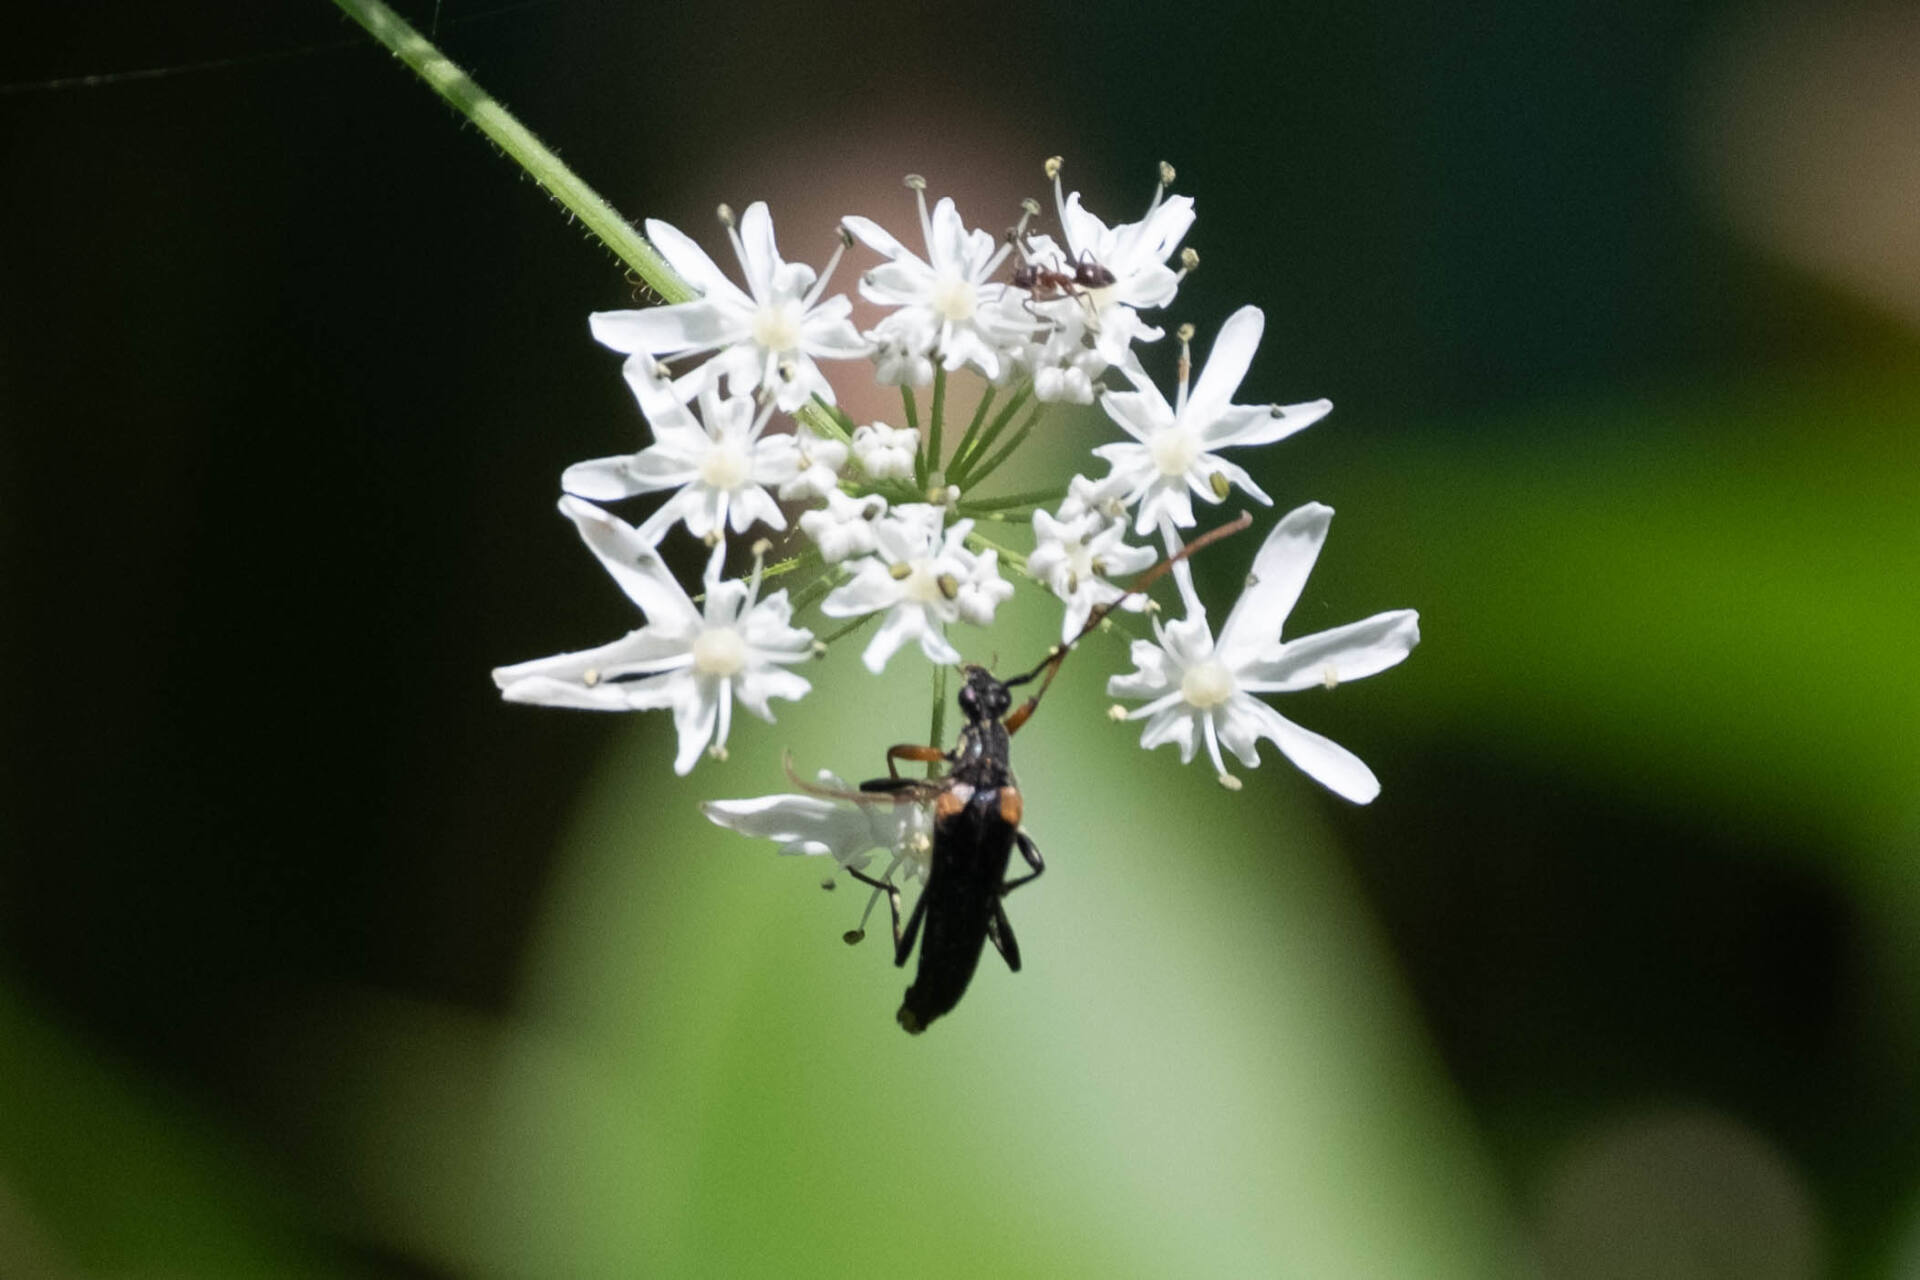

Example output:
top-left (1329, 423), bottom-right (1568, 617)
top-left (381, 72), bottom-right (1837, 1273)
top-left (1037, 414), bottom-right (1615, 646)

top-left (1004, 510), bottom-right (1253, 697)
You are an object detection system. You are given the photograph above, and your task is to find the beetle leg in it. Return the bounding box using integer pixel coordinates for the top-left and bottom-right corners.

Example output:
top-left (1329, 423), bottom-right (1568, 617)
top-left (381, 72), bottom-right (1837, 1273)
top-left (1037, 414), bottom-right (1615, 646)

top-left (986, 903), bottom-right (1022, 973)
top-left (881, 743), bottom-right (946, 780)
top-left (1001, 830), bottom-right (1046, 893)
top-left (894, 891), bottom-right (929, 968)
top-left (843, 867), bottom-right (904, 952)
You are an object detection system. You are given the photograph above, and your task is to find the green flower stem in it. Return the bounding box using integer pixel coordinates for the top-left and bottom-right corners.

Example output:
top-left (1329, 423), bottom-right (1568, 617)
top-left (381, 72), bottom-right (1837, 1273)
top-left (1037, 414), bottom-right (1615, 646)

top-left (927, 665), bottom-right (948, 777)
top-left (950, 382), bottom-right (1032, 486)
top-left (805, 396), bottom-right (856, 447)
top-left (787, 566), bottom-right (843, 616)
top-left (927, 366), bottom-right (947, 478)
top-left (962, 529), bottom-right (1030, 577)
top-left (957, 399), bottom-right (1043, 489)
top-left (331, 0), bottom-right (691, 304)
top-left (817, 610), bottom-right (882, 648)
top-left (946, 384), bottom-right (995, 481)
top-left (902, 386), bottom-right (926, 489)
top-left (957, 485), bottom-right (1068, 514)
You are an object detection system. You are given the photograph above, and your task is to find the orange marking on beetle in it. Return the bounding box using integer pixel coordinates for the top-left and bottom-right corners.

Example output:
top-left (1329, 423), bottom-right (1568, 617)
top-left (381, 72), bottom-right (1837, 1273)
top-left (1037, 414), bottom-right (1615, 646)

top-left (999, 786), bottom-right (1023, 826)
top-left (935, 784), bottom-right (974, 820)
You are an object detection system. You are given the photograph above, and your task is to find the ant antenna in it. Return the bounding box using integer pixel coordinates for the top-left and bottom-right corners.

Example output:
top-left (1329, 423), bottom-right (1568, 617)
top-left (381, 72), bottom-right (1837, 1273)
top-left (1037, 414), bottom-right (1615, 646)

top-left (1003, 510), bottom-right (1253, 701)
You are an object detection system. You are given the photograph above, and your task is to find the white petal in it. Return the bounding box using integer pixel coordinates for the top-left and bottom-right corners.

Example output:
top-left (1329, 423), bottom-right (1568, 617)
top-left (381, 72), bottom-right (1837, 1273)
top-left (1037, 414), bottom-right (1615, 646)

top-left (558, 496), bottom-right (700, 629)
top-left (701, 792), bottom-right (877, 860)
top-left (1247, 698), bottom-right (1380, 804)
top-left (1099, 387), bottom-right (1171, 444)
top-left (735, 667), bottom-right (811, 720)
top-left (798, 303), bottom-right (872, 359)
top-left (493, 630), bottom-right (670, 696)
top-left (497, 674), bottom-right (638, 711)
top-left (861, 605), bottom-right (925, 673)
top-left (1215, 503), bottom-right (1334, 667)
top-left (1184, 306), bottom-right (1264, 429)
top-left (1240, 610), bottom-right (1421, 693)
top-left (670, 684), bottom-right (718, 774)
top-left (644, 218), bottom-right (748, 303)
top-left (1057, 191), bottom-right (1110, 261)
top-left (842, 214), bottom-right (911, 261)
top-left (1197, 455), bottom-right (1272, 508)
top-left (820, 563), bottom-right (901, 617)
top-left (915, 624), bottom-right (963, 666)
top-left (590, 303), bottom-right (747, 356)
top-left (1138, 705), bottom-right (1199, 763)
top-left (735, 202), bottom-right (782, 295)
top-left (1203, 397), bottom-right (1333, 449)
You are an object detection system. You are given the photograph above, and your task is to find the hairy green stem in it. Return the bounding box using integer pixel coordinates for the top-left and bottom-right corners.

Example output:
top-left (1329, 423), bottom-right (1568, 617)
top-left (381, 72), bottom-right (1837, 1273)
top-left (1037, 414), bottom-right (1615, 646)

top-left (333, 0), bottom-right (852, 442)
top-left (331, 0), bottom-right (690, 303)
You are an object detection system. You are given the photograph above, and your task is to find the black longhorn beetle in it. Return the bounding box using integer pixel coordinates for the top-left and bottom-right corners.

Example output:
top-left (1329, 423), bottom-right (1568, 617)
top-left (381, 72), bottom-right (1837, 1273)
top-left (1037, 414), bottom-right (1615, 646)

top-left (792, 512), bottom-right (1251, 1034)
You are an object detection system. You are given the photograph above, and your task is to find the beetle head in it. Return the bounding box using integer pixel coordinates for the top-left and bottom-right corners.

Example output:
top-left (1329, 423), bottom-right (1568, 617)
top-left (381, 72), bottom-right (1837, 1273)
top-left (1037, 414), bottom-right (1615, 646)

top-left (956, 664), bottom-right (1012, 723)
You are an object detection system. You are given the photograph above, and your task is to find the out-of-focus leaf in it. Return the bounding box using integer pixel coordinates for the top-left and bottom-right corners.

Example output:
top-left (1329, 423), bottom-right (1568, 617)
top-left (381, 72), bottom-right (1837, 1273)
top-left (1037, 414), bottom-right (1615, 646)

top-left (0, 984), bottom-right (350, 1278)
top-left (323, 597), bottom-right (1519, 1279)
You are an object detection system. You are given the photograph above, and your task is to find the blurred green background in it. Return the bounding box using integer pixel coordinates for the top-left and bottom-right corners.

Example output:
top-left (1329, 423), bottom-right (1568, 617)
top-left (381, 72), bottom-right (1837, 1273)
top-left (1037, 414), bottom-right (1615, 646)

top-left (3, 1), bottom-right (1918, 1276)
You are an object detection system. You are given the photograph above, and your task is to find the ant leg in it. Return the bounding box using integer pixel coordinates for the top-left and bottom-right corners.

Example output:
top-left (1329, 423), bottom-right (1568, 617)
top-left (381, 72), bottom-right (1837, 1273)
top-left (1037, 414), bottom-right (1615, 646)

top-left (843, 867), bottom-right (904, 952)
top-left (1001, 831), bottom-right (1045, 893)
top-left (986, 903), bottom-right (1022, 973)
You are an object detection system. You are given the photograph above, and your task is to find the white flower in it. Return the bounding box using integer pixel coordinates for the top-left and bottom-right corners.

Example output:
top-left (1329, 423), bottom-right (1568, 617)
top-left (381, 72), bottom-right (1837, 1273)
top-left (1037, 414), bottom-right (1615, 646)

top-left (1008, 296), bottom-right (1108, 404)
top-left (798, 489), bottom-right (886, 563)
top-left (1106, 502), bottom-right (1419, 801)
top-left (1055, 470), bottom-right (1132, 522)
top-left (819, 506), bottom-right (1006, 672)
top-left (563, 355), bottom-right (796, 544)
top-left (871, 325), bottom-right (936, 388)
top-left (588, 202), bottom-right (870, 413)
top-left (850, 421), bottom-right (919, 482)
top-left (1027, 508), bottom-right (1158, 642)
top-left (492, 497), bottom-right (814, 775)
top-left (1031, 160), bottom-right (1195, 367)
top-left (777, 424), bottom-right (848, 502)
top-left (843, 186), bottom-right (1032, 383)
top-left (1096, 306), bottom-right (1332, 535)
top-left (702, 771), bottom-right (933, 884)
top-left (954, 544), bottom-right (1015, 627)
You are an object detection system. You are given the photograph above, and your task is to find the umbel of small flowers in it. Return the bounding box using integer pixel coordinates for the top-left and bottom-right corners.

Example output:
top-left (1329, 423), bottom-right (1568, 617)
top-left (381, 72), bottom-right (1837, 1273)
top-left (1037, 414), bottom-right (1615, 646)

top-left (494, 157), bottom-right (1419, 814)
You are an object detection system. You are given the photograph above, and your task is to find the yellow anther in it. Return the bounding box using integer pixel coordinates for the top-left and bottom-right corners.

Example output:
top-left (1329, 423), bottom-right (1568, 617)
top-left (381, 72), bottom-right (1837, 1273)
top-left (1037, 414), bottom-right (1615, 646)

top-left (890, 562), bottom-right (914, 580)
top-left (1176, 323), bottom-right (1196, 343)
top-left (1217, 773), bottom-right (1243, 792)
top-left (1210, 472), bottom-right (1233, 500)
top-left (1044, 155), bottom-right (1064, 179)
top-left (1158, 160), bottom-right (1176, 186)
top-left (903, 173), bottom-right (927, 190)
top-left (716, 203), bottom-right (736, 227)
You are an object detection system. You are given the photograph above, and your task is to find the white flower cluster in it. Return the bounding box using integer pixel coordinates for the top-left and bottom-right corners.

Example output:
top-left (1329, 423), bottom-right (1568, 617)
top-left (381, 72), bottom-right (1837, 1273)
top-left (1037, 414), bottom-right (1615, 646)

top-left (495, 159), bottom-right (1418, 812)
